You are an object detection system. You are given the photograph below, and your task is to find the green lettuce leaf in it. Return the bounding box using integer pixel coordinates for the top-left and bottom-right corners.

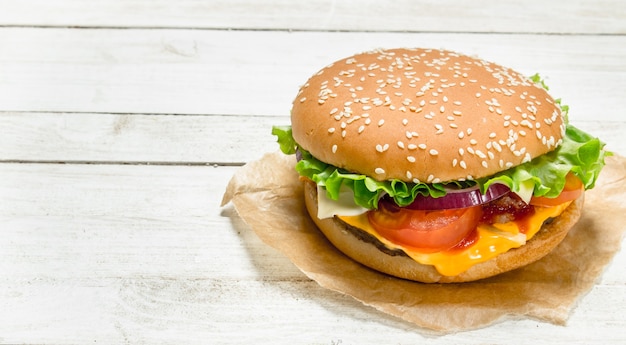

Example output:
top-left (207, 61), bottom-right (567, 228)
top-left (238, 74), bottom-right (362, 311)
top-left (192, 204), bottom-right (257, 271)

top-left (271, 126), bottom-right (297, 155)
top-left (272, 123), bottom-right (610, 210)
top-left (481, 124), bottom-right (611, 198)
top-left (295, 148), bottom-right (454, 209)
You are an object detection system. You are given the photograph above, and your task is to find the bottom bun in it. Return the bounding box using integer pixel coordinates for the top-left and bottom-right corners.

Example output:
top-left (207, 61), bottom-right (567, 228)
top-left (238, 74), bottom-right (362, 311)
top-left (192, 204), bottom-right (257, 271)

top-left (303, 180), bottom-right (583, 283)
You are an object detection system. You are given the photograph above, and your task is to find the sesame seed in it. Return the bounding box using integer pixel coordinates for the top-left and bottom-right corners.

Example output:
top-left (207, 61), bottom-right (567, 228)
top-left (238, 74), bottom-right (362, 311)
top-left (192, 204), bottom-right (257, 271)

top-left (407, 144), bottom-right (418, 150)
top-left (418, 143), bottom-right (427, 150)
top-left (375, 143), bottom-right (389, 153)
top-left (375, 168), bottom-right (385, 175)
top-left (407, 156), bottom-right (416, 163)
top-left (460, 161), bottom-right (467, 169)
top-left (358, 125), bottom-right (365, 133)
top-left (346, 116), bottom-right (359, 124)
top-left (300, 97), bottom-right (307, 103)
top-left (397, 141), bottom-right (405, 149)
top-left (429, 149), bottom-right (439, 156)
top-left (378, 119), bottom-right (385, 126)
top-left (332, 145), bottom-right (337, 153)
top-left (493, 141), bottom-right (502, 152)
top-left (522, 153), bottom-right (532, 163)
top-left (328, 128), bottom-right (335, 133)
top-left (482, 161), bottom-right (489, 168)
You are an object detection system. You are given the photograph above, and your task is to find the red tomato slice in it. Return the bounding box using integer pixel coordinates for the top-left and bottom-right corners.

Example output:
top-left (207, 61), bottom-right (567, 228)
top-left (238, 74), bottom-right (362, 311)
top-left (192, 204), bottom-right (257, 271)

top-left (367, 200), bottom-right (483, 252)
top-left (530, 173), bottom-right (584, 207)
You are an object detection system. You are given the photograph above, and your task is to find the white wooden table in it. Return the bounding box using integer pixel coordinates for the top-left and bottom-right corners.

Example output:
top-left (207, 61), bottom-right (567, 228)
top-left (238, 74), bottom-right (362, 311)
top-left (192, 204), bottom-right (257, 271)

top-left (1, 1), bottom-right (625, 343)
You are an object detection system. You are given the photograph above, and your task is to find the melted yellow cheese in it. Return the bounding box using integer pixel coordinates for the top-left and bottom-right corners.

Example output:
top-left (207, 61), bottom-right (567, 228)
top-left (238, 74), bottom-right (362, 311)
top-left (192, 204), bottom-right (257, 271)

top-left (337, 202), bottom-right (571, 276)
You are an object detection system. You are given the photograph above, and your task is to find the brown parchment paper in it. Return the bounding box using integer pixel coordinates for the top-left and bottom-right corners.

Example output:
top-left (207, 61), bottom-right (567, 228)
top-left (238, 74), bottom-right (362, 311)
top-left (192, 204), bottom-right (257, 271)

top-left (221, 151), bottom-right (626, 332)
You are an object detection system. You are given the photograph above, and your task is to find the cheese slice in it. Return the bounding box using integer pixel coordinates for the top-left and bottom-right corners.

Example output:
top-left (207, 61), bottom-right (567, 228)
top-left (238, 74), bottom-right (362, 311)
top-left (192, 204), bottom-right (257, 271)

top-left (316, 184), bottom-right (368, 219)
top-left (337, 202), bottom-right (571, 276)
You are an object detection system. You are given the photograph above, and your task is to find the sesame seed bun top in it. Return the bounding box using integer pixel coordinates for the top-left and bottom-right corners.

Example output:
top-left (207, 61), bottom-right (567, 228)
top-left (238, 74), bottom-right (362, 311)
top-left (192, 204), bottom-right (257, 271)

top-left (290, 48), bottom-right (565, 183)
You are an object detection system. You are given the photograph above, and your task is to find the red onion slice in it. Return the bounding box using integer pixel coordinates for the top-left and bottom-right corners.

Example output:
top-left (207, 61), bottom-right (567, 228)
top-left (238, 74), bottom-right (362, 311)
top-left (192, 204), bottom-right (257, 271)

top-left (295, 147), bottom-right (303, 162)
top-left (404, 183), bottom-right (511, 210)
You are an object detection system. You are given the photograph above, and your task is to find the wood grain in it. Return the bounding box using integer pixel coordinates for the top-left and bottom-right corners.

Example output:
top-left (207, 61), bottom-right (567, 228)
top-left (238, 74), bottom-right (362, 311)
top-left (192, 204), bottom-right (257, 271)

top-left (0, 28), bottom-right (624, 118)
top-left (0, 0), bottom-right (624, 34)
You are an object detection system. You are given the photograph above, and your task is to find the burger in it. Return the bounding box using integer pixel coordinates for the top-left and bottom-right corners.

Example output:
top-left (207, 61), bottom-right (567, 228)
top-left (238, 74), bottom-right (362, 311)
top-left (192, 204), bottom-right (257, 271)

top-left (272, 48), bottom-right (610, 283)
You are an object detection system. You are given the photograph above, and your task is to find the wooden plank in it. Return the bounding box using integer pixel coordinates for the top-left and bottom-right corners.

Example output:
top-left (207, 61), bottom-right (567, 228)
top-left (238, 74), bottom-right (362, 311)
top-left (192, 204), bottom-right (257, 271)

top-left (0, 0), bottom-right (624, 34)
top-left (0, 28), bottom-right (625, 118)
top-left (3, 162), bottom-right (623, 282)
top-left (0, 162), bottom-right (625, 343)
top-left (0, 277), bottom-right (624, 344)
top-left (0, 163), bottom-right (300, 280)
top-left (0, 112), bottom-right (286, 164)
top-left (0, 112), bottom-right (623, 164)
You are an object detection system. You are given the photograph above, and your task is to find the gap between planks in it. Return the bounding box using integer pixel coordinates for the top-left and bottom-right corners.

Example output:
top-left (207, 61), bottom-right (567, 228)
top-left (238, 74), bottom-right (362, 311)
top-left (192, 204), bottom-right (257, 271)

top-left (0, 160), bottom-right (245, 167)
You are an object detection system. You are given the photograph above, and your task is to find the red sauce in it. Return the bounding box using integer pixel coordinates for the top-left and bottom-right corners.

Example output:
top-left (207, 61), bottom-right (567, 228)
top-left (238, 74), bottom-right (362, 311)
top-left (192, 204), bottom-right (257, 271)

top-left (480, 192), bottom-right (535, 230)
top-left (446, 194), bottom-right (536, 252)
